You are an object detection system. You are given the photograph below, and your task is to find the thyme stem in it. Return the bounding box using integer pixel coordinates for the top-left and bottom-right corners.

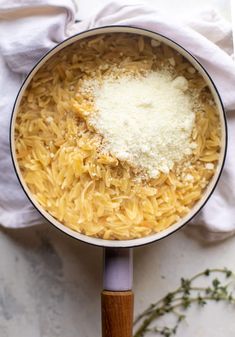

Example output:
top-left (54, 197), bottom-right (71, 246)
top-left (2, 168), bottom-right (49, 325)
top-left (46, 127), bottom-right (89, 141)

top-left (134, 268), bottom-right (235, 337)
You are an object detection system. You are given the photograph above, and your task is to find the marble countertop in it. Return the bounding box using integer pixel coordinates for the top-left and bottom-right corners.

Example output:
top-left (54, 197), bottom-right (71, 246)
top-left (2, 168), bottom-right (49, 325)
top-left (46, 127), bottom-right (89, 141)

top-left (1, 225), bottom-right (235, 337)
top-left (1, 1), bottom-right (234, 336)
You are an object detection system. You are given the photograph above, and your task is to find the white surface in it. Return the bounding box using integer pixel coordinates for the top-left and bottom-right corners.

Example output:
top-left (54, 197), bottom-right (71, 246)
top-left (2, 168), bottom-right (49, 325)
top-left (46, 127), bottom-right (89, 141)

top-left (1, 1), bottom-right (234, 336)
top-left (1, 225), bottom-right (235, 337)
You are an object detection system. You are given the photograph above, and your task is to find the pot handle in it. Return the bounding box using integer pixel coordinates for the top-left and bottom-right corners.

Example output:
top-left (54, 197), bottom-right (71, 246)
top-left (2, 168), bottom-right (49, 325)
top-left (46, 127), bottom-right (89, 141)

top-left (101, 290), bottom-right (134, 337)
top-left (102, 248), bottom-right (133, 337)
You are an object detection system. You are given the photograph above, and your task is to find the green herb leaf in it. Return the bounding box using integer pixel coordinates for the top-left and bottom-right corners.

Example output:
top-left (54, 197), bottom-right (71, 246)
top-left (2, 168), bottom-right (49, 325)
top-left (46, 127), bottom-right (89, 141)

top-left (134, 268), bottom-right (235, 337)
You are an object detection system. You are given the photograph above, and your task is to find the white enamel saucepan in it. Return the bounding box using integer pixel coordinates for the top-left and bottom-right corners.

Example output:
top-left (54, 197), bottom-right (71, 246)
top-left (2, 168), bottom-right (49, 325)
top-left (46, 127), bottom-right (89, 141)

top-left (10, 26), bottom-right (227, 337)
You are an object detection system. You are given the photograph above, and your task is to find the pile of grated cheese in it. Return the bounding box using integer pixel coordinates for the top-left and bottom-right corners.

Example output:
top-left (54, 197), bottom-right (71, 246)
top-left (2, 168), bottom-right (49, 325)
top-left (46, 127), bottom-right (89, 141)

top-left (87, 71), bottom-right (197, 178)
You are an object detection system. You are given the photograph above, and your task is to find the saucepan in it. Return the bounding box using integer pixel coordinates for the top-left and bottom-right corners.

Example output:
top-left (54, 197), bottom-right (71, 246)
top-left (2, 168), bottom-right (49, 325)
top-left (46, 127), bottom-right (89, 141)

top-left (10, 26), bottom-right (227, 337)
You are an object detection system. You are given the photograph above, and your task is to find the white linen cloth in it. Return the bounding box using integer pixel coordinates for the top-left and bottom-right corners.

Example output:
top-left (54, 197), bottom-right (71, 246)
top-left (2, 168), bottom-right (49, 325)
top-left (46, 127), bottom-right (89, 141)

top-left (0, 0), bottom-right (235, 241)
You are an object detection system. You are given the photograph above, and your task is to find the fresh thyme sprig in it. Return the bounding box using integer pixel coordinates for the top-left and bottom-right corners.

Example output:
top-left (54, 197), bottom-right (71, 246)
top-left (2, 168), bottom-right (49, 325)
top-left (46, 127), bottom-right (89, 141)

top-left (134, 268), bottom-right (235, 337)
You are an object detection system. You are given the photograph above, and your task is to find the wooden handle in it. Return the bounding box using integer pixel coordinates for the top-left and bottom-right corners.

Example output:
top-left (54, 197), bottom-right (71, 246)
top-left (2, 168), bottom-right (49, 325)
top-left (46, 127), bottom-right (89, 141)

top-left (101, 290), bottom-right (134, 337)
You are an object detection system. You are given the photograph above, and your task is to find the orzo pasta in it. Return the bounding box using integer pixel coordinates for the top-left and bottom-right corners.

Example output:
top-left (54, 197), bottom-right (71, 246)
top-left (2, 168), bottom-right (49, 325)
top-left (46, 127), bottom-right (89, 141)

top-left (15, 33), bottom-right (221, 240)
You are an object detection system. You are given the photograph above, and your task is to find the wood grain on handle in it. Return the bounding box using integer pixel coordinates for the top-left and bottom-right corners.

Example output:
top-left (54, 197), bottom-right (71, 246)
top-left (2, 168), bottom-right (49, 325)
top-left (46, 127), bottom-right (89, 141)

top-left (101, 290), bottom-right (134, 337)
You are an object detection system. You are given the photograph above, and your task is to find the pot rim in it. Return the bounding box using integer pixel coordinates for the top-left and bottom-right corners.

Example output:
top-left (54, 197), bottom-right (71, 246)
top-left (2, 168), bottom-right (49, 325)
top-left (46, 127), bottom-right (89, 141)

top-left (10, 25), bottom-right (228, 248)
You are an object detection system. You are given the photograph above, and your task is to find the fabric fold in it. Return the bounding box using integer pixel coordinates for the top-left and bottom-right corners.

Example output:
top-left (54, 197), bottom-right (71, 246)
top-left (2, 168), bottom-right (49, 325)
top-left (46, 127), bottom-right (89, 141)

top-left (0, 0), bottom-right (234, 241)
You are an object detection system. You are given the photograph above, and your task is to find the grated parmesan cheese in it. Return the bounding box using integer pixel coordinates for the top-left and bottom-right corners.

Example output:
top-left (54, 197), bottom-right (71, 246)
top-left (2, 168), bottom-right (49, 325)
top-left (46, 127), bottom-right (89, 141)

top-left (86, 71), bottom-right (197, 178)
top-left (45, 116), bottom-right (53, 123)
top-left (205, 163), bottom-right (214, 170)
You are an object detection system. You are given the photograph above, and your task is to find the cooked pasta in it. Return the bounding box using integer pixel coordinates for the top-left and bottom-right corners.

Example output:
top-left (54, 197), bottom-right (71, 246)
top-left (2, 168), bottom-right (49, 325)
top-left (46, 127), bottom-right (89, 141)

top-left (15, 33), bottom-right (221, 240)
